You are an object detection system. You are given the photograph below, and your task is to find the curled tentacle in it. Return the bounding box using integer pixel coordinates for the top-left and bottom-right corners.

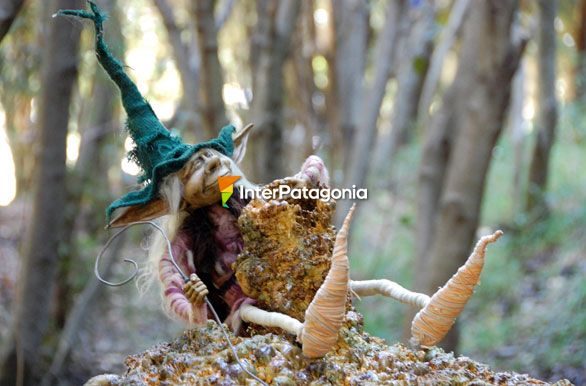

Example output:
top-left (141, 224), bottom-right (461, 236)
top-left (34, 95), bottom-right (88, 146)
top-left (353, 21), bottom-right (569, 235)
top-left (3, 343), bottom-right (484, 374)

top-left (411, 230), bottom-right (503, 347)
top-left (300, 204), bottom-right (355, 358)
top-left (240, 304), bottom-right (303, 337)
top-left (350, 280), bottom-right (431, 309)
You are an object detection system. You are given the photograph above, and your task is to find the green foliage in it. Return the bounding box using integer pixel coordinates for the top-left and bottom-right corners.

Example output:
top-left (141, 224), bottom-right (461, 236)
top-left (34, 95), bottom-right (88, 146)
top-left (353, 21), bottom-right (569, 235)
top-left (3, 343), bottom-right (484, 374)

top-left (413, 56), bottom-right (429, 77)
top-left (463, 101), bottom-right (586, 382)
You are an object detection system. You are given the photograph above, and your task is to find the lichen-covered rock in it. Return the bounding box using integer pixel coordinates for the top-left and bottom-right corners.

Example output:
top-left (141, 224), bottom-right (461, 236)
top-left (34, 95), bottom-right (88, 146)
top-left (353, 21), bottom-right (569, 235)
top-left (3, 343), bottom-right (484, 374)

top-left (83, 182), bottom-right (573, 385)
top-left (84, 318), bottom-right (571, 385)
top-left (234, 183), bottom-right (338, 321)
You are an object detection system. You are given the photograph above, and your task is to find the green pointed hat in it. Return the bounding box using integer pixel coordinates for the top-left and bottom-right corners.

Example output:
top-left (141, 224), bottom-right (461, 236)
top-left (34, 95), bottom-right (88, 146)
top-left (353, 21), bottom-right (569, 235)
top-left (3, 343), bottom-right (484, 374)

top-left (58, 1), bottom-right (235, 222)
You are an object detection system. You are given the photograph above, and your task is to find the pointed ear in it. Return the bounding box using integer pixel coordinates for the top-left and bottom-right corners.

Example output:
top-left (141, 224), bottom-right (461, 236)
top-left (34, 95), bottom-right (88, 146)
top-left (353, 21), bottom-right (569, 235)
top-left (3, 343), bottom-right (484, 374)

top-left (107, 198), bottom-right (170, 228)
top-left (232, 123), bottom-right (253, 165)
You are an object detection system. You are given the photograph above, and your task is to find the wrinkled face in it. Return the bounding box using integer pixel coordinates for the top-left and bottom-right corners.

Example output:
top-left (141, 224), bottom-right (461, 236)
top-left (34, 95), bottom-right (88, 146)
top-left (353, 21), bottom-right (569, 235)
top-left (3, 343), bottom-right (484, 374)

top-left (180, 148), bottom-right (236, 208)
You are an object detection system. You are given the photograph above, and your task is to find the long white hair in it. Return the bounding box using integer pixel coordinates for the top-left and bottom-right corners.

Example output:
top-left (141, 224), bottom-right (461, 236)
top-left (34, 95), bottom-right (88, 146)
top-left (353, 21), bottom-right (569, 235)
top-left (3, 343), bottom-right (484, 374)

top-left (135, 174), bottom-right (186, 296)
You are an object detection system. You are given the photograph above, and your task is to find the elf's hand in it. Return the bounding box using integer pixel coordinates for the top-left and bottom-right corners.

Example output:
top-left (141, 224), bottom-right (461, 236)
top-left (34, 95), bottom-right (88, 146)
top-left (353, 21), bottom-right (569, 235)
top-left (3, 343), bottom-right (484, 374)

top-left (183, 274), bottom-right (209, 306)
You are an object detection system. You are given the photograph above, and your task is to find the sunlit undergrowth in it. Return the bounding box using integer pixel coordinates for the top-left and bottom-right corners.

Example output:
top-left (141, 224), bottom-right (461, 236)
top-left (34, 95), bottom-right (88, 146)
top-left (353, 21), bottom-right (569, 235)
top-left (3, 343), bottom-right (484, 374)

top-left (349, 103), bottom-right (586, 383)
top-left (465, 104), bottom-right (586, 383)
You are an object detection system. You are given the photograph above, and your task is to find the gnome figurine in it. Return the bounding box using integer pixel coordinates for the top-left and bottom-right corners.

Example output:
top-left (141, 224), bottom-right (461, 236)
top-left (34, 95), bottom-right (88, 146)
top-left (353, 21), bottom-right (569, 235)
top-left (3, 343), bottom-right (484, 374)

top-left (59, 1), bottom-right (504, 359)
top-left (57, 2), bottom-right (349, 358)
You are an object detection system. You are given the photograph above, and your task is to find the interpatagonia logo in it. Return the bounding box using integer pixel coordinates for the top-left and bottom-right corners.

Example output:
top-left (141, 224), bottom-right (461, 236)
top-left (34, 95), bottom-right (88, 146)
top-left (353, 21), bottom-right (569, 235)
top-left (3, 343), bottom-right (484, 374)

top-left (238, 184), bottom-right (368, 202)
top-left (218, 176), bottom-right (241, 208)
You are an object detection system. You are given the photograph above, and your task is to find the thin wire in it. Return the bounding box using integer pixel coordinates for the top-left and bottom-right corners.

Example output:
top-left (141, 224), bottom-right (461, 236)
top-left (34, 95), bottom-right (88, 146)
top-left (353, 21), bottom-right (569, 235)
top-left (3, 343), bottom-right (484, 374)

top-left (95, 231), bottom-right (135, 286)
top-left (96, 220), bottom-right (268, 385)
top-left (205, 298), bottom-right (267, 385)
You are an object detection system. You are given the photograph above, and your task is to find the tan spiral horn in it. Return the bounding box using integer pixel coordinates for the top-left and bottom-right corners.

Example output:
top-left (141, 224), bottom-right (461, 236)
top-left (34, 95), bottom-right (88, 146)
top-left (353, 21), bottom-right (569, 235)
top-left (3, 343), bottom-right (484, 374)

top-left (411, 230), bottom-right (503, 346)
top-left (301, 204), bottom-right (355, 358)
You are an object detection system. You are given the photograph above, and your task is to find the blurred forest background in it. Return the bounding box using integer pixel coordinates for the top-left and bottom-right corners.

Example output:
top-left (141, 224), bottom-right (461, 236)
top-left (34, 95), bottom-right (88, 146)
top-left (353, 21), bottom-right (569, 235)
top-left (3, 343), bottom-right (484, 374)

top-left (0, 0), bottom-right (584, 385)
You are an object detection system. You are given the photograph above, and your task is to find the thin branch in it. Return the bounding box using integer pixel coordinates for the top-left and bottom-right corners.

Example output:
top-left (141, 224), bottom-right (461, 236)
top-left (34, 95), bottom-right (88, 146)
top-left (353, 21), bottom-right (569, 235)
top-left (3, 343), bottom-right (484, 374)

top-left (215, 0), bottom-right (235, 30)
top-left (337, 0), bottom-right (407, 225)
top-left (418, 0), bottom-right (471, 121)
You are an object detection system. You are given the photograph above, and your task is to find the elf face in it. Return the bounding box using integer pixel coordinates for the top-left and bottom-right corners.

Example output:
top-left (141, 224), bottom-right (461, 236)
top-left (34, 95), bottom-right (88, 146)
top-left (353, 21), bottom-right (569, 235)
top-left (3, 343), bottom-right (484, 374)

top-left (180, 148), bottom-right (237, 208)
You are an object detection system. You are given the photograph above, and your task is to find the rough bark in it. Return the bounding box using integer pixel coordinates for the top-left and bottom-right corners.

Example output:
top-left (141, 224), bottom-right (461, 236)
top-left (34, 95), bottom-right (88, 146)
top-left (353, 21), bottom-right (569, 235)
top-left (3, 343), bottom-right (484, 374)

top-left (0, 1), bottom-right (81, 384)
top-left (418, 0), bottom-right (471, 122)
top-left (373, 0), bottom-right (436, 173)
top-left (0, 0), bottom-right (24, 43)
top-left (153, 0), bottom-right (203, 137)
top-left (336, 0), bottom-right (407, 225)
top-left (192, 0), bottom-right (228, 137)
top-left (526, 0), bottom-right (558, 218)
top-left (414, 0), bottom-right (525, 352)
top-left (250, 0), bottom-right (300, 182)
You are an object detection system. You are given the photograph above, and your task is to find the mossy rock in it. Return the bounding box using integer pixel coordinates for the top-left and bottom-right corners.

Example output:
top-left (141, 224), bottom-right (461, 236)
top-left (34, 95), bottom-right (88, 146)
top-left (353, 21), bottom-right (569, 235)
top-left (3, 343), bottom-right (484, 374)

top-left (83, 317), bottom-right (572, 385)
top-left (234, 187), bottom-right (338, 322)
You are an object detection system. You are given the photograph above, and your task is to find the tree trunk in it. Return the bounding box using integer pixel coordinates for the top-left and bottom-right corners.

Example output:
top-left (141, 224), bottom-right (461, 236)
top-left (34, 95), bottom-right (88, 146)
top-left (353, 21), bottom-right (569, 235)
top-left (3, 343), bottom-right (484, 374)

top-left (291, 0), bottom-right (321, 161)
top-left (401, 80), bottom-right (459, 342)
top-left (336, 0), bottom-right (407, 225)
top-left (413, 84), bottom-right (458, 286)
top-left (250, 0), bottom-right (300, 182)
top-left (42, 235), bottom-right (126, 386)
top-left (413, 0), bottom-right (525, 352)
top-left (0, 1), bottom-right (81, 384)
top-left (153, 0), bottom-right (203, 138)
top-left (192, 0), bottom-right (228, 137)
top-left (373, 0), bottom-right (436, 174)
top-left (321, 1), bottom-right (341, 180)
top-left (574, 0), bottom-right (586, 101)
top-left (509, 59), bottom-right (526, 217)
top-left (215, 0), bottom-right (235, 30)
top-left (0, 0), bottom-right (24, 43)
top-left (54, 0), bottom-right (122, 330)
top-left (330, 0), bottom-right (369, 173)
top-left (418, 0), bottom-right (471, 122)
top-left (526, 0), bottom-right (558, 219)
